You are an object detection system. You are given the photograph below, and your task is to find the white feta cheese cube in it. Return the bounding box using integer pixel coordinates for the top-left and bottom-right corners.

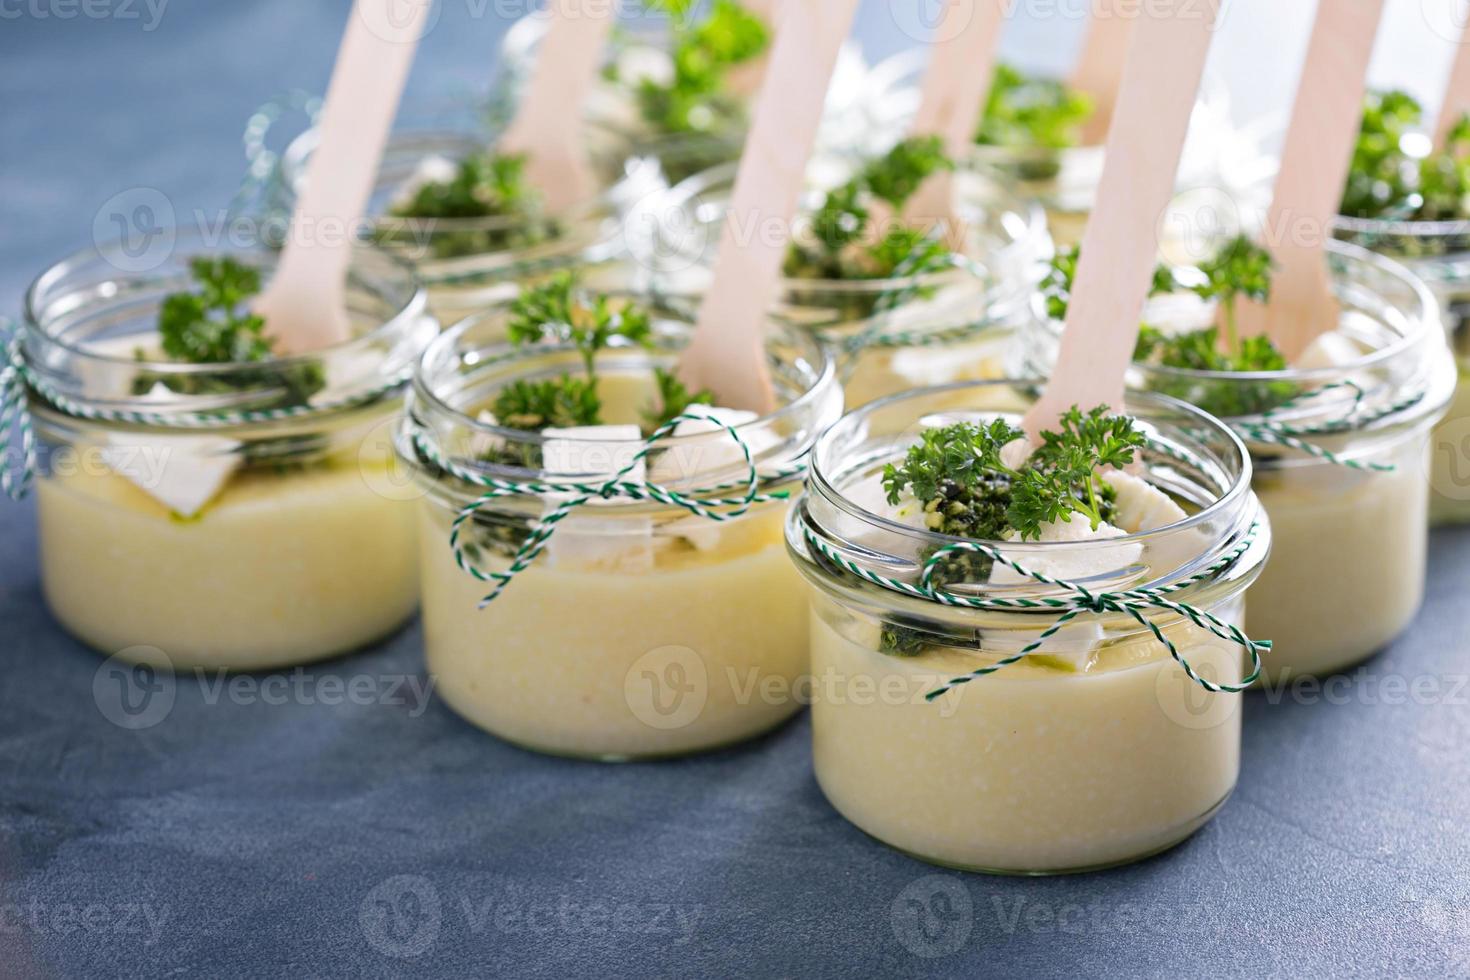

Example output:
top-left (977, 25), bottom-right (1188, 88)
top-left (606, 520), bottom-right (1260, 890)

top-left (540, 424), bottom-right (654, 571)
top-left (101, 432), bottom-right (239, 518)
top-left (390, 154), bottom-right (460, 210)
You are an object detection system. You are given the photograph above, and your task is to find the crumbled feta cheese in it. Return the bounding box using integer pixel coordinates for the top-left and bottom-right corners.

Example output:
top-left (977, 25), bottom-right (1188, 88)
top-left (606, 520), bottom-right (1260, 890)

top-left (1101, 469), bottom-right (1186, 533)
top-left (1294, 329), bottom-right (1364, 371)
top-left (990, 517), bottom-right (1145, 586)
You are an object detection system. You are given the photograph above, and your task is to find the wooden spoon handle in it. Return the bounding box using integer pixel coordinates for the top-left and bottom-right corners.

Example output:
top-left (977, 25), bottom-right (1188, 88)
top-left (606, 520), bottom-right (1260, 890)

top-left (679, 0), bottom-right (862, 413)
top-left (1024, 0), bottom-right (1218, 436)
top-left (499, 0), bottom-right (615, 214)
top-left (1241, 0), bottom-right (1384, 359)
top-left (1070, 0), bottom-right (1136, 145)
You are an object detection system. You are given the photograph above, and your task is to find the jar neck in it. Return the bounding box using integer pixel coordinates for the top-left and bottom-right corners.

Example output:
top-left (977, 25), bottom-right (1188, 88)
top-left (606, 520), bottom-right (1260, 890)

top-left (790, 382), bottom-right (1266, 629)
top-left (400, 299), bottom-right (842, 507)
top-left (22, 235), bottom-right (432, 429)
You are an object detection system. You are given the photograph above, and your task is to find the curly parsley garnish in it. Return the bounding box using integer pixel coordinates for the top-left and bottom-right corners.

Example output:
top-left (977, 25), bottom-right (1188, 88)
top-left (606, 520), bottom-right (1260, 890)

top-left (1042, 237), bottom-right (1294, 417)
top-left (133, 257), bottom-right (325, 408)
top-left (383, 152), bottom-right (557, 259)
top-left (875, 408), bottom-right (1135, 655)
top-left (622, 0), bottom-right (768, 139)
top-left (1341, 89), bottom-right (1470, 222)
top-left (976, 63), bottom-right (1093, 151)
top-left (487, 274), bottom-right (713, 442)
top-left (784, 136), bottom-right (955, 288)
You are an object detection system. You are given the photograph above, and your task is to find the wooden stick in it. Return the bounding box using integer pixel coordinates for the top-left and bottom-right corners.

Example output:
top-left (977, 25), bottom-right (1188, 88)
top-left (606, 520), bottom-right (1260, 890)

top-left (1070, 0), bottom-right (1136, 145)
top-left (678, 0), bottom-right (861, 413)
top-left (1238, 0), bottom-right (1385, 360)
top-left (725, 0), bottom-right (782, 97)
top-left (902, 0), bottom-right (1008, 229)
top-left (1435, 15), bottom-right (1470, 149)
top-left (498, 0), bottom-right (615, 214)
top-left (255, 0), bottom-right (429, 354)
top-left (1023, 0), bottom-right (1218, 437)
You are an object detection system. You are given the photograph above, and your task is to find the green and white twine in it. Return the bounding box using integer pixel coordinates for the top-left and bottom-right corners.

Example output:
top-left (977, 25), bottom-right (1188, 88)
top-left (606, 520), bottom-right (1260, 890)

top-left (1232, 379), bottom-right (1424, 472)
top-left (803, 518), bottom-right (1269, 702)
top-left (410, 411), bottom-right (803, 607)
top-left (0, 318), bottom-right (411, 501)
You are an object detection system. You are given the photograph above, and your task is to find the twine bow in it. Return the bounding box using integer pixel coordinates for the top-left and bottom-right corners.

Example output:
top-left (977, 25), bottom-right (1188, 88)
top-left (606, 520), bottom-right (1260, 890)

top-left (411, 411), bottom-right (802, 607)
top-left (803, 521), bottom-right (1269, 701)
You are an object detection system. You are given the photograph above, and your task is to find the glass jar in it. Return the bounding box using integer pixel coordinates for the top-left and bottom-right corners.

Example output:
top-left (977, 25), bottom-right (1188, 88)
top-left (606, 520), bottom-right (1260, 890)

top-left (643, 161), bottom-right (1051, 408)
top-left (498, 10), bottom-right (901, 188)
top-left (1335, 214), bottom-right (1470, 523)
top-left (276, 128), bottom-right (644, 324)
top-left (18, 232), bottom-right (437, 671)
top-left (395, 302), bottom-right (842, 761)
top-left (866, 52), bottom-right (1272, 247)
top-left (1023, 240), bottom-right (1456, 682)
top-left (786, 381), bottom-right (1270, 874)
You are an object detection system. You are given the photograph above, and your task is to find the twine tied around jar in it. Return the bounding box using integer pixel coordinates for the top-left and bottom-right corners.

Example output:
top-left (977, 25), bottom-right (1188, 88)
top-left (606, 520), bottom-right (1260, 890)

top-left (407, 410), bottom-right (806, 607)
top-left (801, 518), bottom-right (1270, 701)
top-left (0, 319), bottom-right (413, 502)
top-left (841, 236), bottom-right (1012, 355)
top-left (1231, 379), bottom-right (1425, 471)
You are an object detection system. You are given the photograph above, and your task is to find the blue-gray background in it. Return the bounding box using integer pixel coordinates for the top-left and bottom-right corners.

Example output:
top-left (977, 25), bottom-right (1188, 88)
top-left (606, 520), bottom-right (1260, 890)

top-left (3, 1), bottom-right (1470, 977)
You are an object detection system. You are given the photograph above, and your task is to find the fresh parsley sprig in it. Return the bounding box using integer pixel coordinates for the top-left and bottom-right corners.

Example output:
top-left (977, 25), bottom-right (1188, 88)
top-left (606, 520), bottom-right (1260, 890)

top-left (628, 0), bottom-right (768, 138)
top-left (488, 274), bottom-right (713, 437)
top-left (1043, 238), bottom-right (1291, 417)
top-left (1341, 88), bottom-right (1470, 222)
top-left (135, 256), bottom-right (325, 407)
top-left (975, 62), bottom-right (1093, 151)
top-left (784, 136), bottom-right (956, 288)
top-left (384, 152), bottom-right (556, 260)
top-left (881, 406), bottom-right (1139, 543)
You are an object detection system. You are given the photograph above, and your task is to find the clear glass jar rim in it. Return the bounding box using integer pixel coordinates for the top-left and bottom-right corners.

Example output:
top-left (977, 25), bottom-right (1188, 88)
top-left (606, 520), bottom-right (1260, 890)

top-left (23, 230), bottom-right (428, 404)
top-left (658, 160), bottom-right (1050, 298)
top-left (412, 299), bottom-right (840, 449)
top-left (807, 380), bottom-right (1255, 557)
top-left (1038, 239), bottom-right (1439, 386)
